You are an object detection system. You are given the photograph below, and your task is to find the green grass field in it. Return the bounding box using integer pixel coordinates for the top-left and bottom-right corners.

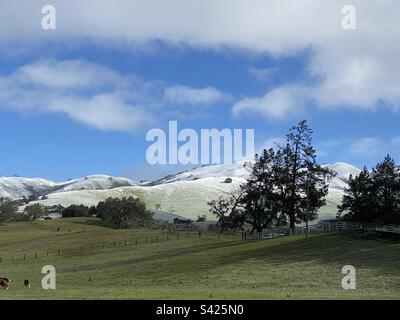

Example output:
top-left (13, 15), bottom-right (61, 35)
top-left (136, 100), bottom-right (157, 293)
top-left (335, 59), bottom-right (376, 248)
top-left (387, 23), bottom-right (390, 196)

top-left (0, 217), bottom-right (399, 300)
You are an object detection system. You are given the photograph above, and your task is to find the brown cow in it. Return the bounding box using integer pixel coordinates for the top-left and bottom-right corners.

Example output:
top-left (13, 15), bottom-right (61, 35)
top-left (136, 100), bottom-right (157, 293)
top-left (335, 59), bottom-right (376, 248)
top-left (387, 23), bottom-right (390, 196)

top-left (0, 278), bottom-right (10, 290)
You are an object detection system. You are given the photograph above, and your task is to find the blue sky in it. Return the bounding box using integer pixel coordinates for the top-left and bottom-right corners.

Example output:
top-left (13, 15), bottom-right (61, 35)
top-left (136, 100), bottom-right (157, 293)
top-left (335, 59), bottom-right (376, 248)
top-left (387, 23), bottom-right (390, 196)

top-left (1, 1), bottom-right (400, 181)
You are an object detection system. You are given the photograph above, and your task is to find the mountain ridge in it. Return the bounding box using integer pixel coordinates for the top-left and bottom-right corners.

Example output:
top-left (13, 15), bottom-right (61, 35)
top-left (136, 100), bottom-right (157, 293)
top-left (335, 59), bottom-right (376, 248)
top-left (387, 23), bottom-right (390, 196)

top-left (1, 162), bottom-right (361, 220)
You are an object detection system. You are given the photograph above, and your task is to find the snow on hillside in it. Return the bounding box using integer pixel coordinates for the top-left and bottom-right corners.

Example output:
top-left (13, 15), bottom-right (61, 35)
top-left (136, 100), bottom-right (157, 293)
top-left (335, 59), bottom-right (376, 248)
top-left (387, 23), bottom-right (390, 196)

top-left (152, 161), bottom-right (360, 191)
top-left (150, 162), bottom-right (253, 184)
top-left (0, 175), bottom-right (138, 199)
top-left (32, 176), bottom-right (245, 220)
top-left (55, 175), bottom-right (138, 192)
top-left (0, 177), bottom-right (56, 199)
top-left (322, 162), bottom-right (361, 190)
top-left (7, 162), bottom-right (361, 221)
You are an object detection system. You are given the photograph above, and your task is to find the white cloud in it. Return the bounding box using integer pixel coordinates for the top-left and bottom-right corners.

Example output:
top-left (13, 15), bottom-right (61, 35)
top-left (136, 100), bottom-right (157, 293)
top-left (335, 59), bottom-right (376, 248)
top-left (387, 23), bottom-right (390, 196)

top-left (12, 59), bottom-right (124, 90)
top-left (0, 59), bottom-right (233, 131)
top-left (164, 85), bottom-right (232, 105)
top-left (0, 59), bottom-right (158, 131)
top-left (232, 85), bottom-right (308, 120)
top-left (46, 93), bottom-right (155, 131)
top-left (0, 1), bottom-right (399, 120)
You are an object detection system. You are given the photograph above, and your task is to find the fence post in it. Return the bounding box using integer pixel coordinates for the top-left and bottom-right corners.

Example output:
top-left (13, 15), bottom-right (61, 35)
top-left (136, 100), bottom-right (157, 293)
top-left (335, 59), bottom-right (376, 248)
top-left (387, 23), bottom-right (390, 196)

top-left (58, 249), bottom-right (60, 256)
top-left (125, 240), bottom-right (127, 246)
top-left (35, 252), bottom-right (38, 259)
top-left (136, 239), bottom-right (138, 245)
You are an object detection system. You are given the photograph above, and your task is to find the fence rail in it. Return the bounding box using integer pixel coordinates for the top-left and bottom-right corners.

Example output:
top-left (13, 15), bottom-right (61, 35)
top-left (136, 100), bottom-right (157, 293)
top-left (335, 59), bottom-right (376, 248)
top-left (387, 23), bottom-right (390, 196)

top-left (3, 221), bottom-right (399, 263)
top-left (375, 224), bottom-right (400, 234)
top-left (242, 221), bottom-right (400, 240)
top-left (0, 230), bottom-right (232, 265)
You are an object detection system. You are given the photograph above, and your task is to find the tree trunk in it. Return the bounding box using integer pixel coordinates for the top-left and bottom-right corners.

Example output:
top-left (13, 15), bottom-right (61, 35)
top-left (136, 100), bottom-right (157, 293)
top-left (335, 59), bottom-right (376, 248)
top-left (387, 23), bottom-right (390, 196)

top-left (289, 142), bottom-right (299, 235)
top-left (305, 220), bottom-right (309, 238)
top-left (289, 214), bottom-right (296, 234)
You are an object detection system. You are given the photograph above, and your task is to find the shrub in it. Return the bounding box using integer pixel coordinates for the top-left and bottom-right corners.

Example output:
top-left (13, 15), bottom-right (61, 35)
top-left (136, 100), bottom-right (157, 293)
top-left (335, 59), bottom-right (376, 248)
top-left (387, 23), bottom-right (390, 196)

top-left (96, 197), bottom-right (153, 229)
top-left (62, 204), bottom-right (90, 218)
top-left (24, 203), bottom-right (48, 221)
top-left (0, 198), bottom-right (19, 223)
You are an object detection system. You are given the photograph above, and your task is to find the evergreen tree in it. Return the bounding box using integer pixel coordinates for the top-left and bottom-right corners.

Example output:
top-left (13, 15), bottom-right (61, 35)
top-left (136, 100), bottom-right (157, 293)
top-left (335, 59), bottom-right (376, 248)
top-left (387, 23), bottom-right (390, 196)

top-left (275, 120), bottom-right (334, 232)
top-left (240, 148), bottom-right (281, 234)
top-left (339, 155), bottom-right (400, 224)
top-left (372, 155), bottom-right (400, 220)
top-left (338, 168), bottom-right (376, 224)
top-left (298, 160), bottom-right (330, 233)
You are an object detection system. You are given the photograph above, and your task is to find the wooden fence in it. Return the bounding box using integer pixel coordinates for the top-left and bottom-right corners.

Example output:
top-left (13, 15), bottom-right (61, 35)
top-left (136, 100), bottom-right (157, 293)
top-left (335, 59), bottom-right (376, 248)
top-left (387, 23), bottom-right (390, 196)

top-left (0, 230), bottom-right (226, 265)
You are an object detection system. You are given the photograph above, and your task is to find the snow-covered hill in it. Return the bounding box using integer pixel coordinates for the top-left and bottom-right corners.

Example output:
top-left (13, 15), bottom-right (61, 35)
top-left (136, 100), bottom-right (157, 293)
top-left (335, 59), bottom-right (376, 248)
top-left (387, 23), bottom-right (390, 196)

top-left (4, 162), bottom-right (361, 220)
top-left (30, 176), bottom-right (245, 220)
top-left (151, 161), bottom-right (360, 191)
top-left (322, 162), bottom-right (361, 190)
top-left (0, 175), bottom-right (138, 199)
top-left (55, 175), bottom-right (138, 192)
top-left (0, 177), bottom-right (56, 199)
top-left (150, 162), bottom-right (253, 184)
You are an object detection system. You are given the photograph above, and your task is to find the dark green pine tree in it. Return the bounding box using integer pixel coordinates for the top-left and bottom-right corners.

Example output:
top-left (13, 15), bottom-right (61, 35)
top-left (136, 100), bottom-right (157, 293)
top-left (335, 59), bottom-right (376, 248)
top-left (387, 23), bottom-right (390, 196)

top-left (275, 120), bottom-right (334, 233)
top-left (338, 168), bottom-right (376, 224)
top-left (239, 148), bottom-right (281, 235)
top-left (371, 155), bottom-right (400, 222)
top-left (298, 159), bottom-right (331, 234)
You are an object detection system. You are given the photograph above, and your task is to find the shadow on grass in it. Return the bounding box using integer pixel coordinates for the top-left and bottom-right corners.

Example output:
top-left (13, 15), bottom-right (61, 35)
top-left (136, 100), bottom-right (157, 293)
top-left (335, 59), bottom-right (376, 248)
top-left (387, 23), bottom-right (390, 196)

top-left (62, 231), bottom-right (400, 278)
top-left (211, 231), bottom-right (400, 274)
top-left (64, 218), bottom-right (106, 228)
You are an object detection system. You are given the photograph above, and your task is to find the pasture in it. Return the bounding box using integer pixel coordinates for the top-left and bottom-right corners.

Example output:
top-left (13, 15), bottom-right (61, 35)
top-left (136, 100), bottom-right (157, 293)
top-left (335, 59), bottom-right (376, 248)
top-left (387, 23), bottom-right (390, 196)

top-left (0, 217), bottom-right (399, 299)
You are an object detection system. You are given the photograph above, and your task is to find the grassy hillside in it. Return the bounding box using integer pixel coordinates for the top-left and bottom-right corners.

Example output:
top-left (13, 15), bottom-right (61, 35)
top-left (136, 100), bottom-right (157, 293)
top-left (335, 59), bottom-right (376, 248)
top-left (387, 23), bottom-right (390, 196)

top-left (32, 177), bottom-right (341, 221)
top-left (0, 218), bottom-right (399, 299)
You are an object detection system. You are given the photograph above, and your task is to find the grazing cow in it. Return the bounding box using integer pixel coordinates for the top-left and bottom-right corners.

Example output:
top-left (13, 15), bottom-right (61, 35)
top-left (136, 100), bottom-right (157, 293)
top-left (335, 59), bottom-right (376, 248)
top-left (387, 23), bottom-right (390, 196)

top-left (0, 278), bottom-right (10, 290)
top-left (24, 279), bottom-right (31, 288)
